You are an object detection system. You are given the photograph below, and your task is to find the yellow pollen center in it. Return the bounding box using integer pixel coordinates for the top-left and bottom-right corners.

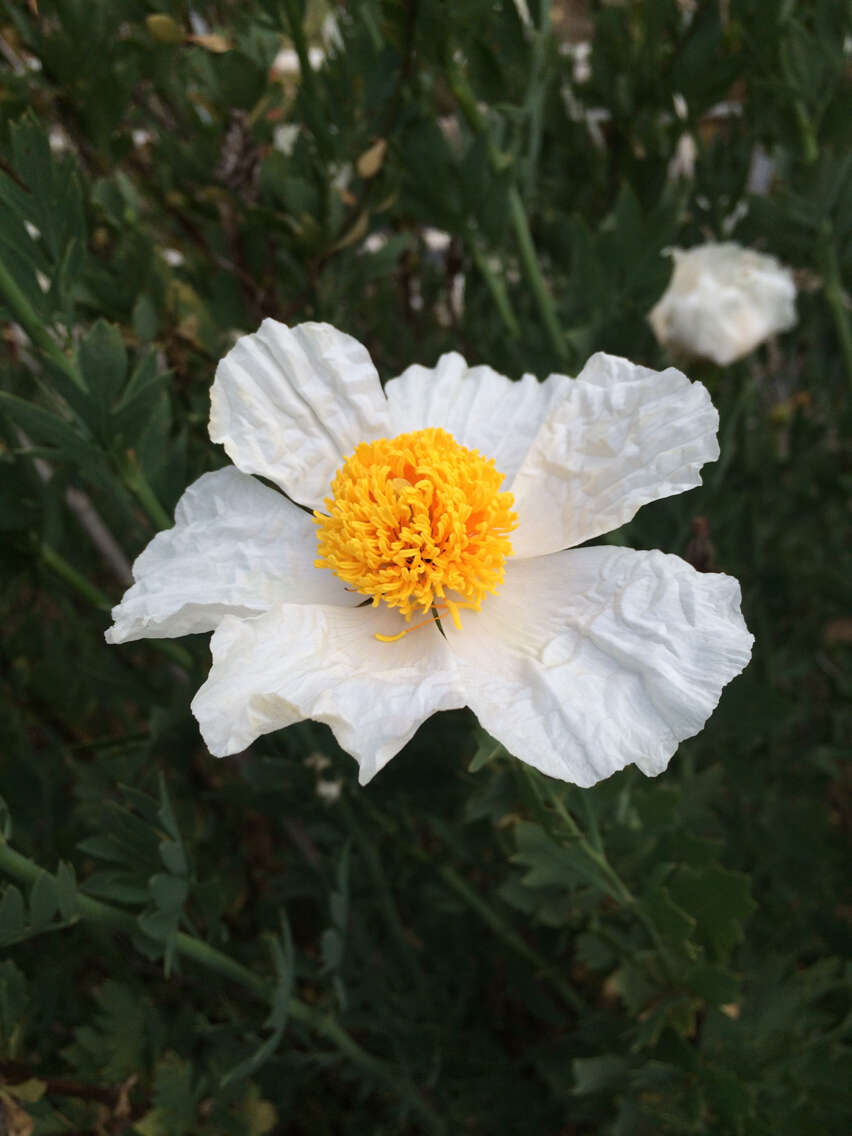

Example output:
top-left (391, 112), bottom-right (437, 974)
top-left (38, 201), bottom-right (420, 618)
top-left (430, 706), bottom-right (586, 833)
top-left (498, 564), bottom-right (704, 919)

top-left (314, 428), bottom-right (517, 634)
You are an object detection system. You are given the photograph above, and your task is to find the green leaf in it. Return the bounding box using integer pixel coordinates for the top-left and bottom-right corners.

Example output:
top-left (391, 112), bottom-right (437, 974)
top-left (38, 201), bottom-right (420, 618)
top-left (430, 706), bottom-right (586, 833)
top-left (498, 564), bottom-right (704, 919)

top-left (0, 886), bottom-right (25, 943)
top-left (148, 1052), bottom-right (200, 1136)
top-left (64, 981), bottom-right (152, 1081)
top-left (0, 391), bottom-right (93, 467)
top-left (668, 865), bottom-right (756, 960)
top-left (77, 834), bottom-right (133, 865)
top-left (572, 1055), bottom-right (629, 1095)
top-left (0, 796), bottom-right (11, 841)
top-left (702, 1063), bottom-right (753, 1127)
top-left (55, 861), bottom-right (79, 920)
top-left (512, 821), bottom-right (617, 899)
top-left (157, 775), bottom-right (187, 877)
top-left (28, 872), bottom-right (59, 931)
top-left (469, 731), bottom-right (504, 772)
top-left (643, 884), bottom-right (696, 947)
top-left (7, 112), bottom-right (86, 266)
top-left (321, 926), bottom-right (344, 971)
top-left (149, 873), bottom-right (188, 915)
top-left (686, 963), bottom-right (741, 1006)
top-left (77, 319), bottom-right (127, 412)
top-left (82, 870), bottom-right (149, 905)
top-left (0, 960), bottom-right (29, 1043)
top-left (111, 358), bottom-right (170, 448)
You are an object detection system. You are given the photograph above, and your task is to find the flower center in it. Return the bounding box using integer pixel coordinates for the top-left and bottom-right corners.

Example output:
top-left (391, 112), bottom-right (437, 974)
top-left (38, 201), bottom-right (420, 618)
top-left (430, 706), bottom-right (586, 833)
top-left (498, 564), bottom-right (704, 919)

top-left (314, 428), bottom-right (517, 632)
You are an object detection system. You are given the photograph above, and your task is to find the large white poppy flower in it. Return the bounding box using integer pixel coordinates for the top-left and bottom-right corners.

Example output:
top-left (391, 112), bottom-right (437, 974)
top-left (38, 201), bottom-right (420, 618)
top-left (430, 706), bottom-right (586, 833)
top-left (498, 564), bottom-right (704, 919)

top-left (106, 320), bottom-right (753, 786)
top-left (649, 242), bottom-right (797, 365)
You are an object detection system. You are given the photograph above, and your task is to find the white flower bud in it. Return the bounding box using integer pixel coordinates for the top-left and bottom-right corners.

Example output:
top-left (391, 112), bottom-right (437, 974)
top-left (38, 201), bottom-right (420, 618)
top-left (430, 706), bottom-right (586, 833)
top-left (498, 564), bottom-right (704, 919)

top-left (649, 242), bottom-right (797, 365)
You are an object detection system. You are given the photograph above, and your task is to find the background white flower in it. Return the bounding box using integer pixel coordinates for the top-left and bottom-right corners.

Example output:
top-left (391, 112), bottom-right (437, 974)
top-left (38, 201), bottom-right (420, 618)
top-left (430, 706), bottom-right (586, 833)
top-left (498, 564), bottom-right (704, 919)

top-left (106, 320), bottom-right (753, 786)
top-left (649, 241), bottom-right (797, 365)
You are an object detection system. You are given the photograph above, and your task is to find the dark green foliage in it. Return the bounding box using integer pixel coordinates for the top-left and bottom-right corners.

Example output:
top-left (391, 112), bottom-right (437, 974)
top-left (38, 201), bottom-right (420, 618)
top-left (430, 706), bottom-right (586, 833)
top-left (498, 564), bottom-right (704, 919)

top-left (0, 0), bottom-right (850, 1132)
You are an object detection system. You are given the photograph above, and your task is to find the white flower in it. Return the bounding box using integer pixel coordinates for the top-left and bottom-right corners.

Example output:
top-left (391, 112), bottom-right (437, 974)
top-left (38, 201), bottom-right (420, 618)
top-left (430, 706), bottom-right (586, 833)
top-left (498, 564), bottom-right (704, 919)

top-left (649, 242), bottom-right (797, 365)
top-left (272, 123), bottom-right (301, 156)
top-left (106, 321), bottom-right (753, 786)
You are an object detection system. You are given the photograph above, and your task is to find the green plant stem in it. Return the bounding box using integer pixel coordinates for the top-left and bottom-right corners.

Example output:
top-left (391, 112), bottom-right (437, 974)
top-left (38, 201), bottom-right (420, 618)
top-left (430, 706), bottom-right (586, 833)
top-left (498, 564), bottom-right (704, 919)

top-left (0, 837), bottom-right (444, 1133)
top-left (521, 0), bottom-right (552, 197)
top-left (817, 221), bottom-right (852, 388)
top-left (544, 786), bottom-right (635, 907)
top-left (792, 99), bottom-right (819, 164)
top-left (469, 242), bottom-right (521, 338)
top-left (39, 542), bottom-right (112, 613)
top-left (506, 185), bottom-right (566, 360)
top-left (448, 65), bottom-right (567, 361)
top-left (535, 775), bottom-right (679, 980)
top-left (358, 793), bottom-right (582, 1012)
top-left (39, 542), bottom-right (192, 669)
top-left (119, 454), bottom-right (172, 531)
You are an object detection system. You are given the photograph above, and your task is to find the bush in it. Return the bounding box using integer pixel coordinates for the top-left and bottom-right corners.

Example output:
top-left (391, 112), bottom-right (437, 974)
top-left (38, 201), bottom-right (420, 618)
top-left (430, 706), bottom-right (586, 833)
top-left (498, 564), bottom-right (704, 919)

top-left (0, 1), bottom-right (849, 1132)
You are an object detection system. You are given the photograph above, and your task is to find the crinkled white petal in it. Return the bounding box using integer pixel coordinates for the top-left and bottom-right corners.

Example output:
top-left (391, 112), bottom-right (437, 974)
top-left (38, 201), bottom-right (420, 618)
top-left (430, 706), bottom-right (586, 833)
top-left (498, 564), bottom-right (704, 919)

top-left (191, 604), bottom-right (465, 782)
top-left (444, 547), bottom-right (752, 787)
top-left (385, 352), bottom-right (562, 485)
top-left (105, 467), bottom-right (348, 643)
top-left (209, 320), bottom-right (392, 509)
top-left (649, 242), bottom-right (797, 365)
top-left (510, 353), bottom-right (719, 557)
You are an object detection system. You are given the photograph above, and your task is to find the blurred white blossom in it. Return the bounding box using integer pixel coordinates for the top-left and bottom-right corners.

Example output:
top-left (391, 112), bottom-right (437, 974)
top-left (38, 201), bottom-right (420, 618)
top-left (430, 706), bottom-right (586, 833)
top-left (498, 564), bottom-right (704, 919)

top-left (649, 242), bottom-right (797, 365)
top-left (273, 123), bottom-right (301, 155)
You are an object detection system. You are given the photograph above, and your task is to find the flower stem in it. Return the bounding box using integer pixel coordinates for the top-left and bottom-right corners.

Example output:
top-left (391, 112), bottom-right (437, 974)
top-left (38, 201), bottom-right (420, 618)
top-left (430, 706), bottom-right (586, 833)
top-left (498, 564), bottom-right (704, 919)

top-left (0, 837), bottom-right (444, 1133)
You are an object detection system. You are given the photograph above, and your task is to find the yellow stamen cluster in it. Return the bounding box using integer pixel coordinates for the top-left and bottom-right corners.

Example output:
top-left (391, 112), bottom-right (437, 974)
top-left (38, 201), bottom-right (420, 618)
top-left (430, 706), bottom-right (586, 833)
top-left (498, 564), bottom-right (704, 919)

top-left (315, 428), bottom-right (517, 624)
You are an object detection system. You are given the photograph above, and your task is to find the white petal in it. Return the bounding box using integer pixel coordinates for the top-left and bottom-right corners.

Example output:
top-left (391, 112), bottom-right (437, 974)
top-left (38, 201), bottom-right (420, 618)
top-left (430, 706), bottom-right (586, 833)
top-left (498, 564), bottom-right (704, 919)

top-left (191, 604), bottom-right (465, 782)
top-left (510, 353), bottom-right (719, 557)
top-left (106, 467), bottom-right (348, 643)
top-left (385, 352), bottom-right (562, 484)
top-left (209, 320), bottom-right (392, 509)
top-left (445, 547), bottom-right (752, 787)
